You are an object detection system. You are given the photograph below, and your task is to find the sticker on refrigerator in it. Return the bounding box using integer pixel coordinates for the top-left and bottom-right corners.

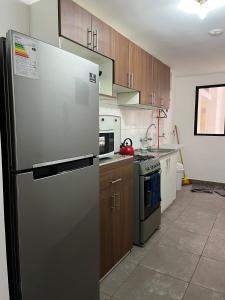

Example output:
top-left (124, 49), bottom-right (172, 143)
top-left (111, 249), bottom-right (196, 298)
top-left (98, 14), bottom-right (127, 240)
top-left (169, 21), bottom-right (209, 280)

top-left (13, 34), bottom-right (39, 79)
top-left (89, 73), bottom-right (96, 83)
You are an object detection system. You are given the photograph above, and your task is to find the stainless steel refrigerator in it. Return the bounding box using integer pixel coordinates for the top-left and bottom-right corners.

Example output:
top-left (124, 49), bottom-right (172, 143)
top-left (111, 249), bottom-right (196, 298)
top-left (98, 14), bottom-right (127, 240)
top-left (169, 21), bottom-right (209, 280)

top-left (0, 31), bottom-right (99, 300)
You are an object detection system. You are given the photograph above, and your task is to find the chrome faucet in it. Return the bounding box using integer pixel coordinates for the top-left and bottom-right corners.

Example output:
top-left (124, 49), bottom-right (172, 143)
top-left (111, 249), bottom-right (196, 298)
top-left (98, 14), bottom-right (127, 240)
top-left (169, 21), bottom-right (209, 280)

top-left (140, 123), bottom-right (156, 143)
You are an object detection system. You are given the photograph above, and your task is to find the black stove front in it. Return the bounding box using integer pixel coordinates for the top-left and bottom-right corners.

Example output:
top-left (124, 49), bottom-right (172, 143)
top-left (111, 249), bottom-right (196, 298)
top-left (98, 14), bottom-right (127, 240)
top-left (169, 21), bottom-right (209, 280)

top-left (140, 170), bottom-right (161, 220)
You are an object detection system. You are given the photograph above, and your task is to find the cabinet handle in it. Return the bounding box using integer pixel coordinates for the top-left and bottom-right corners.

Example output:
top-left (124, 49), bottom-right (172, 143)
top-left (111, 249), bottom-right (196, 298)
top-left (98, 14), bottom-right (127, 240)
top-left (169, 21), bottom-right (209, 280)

top-left (115, 192), bottom-right (121, 209)
top-left (128, 72), bottom-right (130, 87)
top-left (150, 94), bottom-right (153, 105)
top-left (111, 194), bottom-right (116, 209)
top-left (93, 29), bottom-right (98, 51)
top-left (110, 178), bottom-right (122, 184)
top-left (87, 28), bottom-right (92, 48)
top-left (131, 72), bottom-right (134, 89)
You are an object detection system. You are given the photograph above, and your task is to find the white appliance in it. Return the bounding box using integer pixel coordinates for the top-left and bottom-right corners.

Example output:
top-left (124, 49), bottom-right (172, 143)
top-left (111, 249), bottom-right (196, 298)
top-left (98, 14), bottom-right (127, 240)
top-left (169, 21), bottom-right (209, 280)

top-left (99, 115), bottom-right (121, 159)
top-left (99, 116), bottom-right (114, 158)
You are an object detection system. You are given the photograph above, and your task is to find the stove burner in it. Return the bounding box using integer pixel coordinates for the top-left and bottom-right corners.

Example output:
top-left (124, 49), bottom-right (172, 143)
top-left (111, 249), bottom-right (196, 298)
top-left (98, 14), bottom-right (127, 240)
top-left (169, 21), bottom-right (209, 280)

top-left (133, 154), bottom-right (155, 162)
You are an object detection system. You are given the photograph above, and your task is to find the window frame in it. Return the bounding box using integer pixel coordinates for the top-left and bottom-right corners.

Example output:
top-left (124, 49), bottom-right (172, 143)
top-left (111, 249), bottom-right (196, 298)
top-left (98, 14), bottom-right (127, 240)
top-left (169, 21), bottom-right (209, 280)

top-left (194, 84), bottom-right (225, 136)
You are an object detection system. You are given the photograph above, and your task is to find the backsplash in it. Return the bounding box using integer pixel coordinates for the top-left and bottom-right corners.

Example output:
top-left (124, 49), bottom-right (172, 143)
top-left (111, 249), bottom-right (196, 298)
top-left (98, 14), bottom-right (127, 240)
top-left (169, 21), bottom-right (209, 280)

top-left (99, 97), bottom-right (172, 150)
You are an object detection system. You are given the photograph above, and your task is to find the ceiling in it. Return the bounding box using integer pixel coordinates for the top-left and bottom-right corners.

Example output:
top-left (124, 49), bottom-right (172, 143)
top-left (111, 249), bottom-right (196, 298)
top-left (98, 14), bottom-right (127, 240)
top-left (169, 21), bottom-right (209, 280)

top-left (74, 0), bottom-right (225, 76)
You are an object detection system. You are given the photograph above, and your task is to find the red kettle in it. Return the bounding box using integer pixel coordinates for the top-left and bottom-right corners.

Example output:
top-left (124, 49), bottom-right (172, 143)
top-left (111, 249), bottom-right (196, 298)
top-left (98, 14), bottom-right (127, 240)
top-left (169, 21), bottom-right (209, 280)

top-left (120, 138), bottom-right (135, 156)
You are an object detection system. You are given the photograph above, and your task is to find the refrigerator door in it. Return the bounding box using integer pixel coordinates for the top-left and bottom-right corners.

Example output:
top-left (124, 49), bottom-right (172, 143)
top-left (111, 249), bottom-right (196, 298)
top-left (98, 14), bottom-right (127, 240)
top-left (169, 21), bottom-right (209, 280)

top-left (16, 159), bottom-right (99, 300)
top-left (6, 31), bottom-right (99, 171)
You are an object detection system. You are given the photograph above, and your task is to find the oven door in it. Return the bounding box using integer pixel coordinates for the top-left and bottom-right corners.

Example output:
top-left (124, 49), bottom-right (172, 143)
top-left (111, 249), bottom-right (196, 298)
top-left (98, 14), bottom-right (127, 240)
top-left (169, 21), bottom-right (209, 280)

top-left (99, 131), bottom-right (114, 158)
top-left (140, 171), bottom-right (161, 221)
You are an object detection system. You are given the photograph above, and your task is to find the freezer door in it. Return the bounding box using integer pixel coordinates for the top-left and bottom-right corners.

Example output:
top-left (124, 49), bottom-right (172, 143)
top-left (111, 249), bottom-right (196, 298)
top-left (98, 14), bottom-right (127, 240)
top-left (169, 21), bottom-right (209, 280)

top-left (16, 160), bottom-right (99, 300)
top-left (6, 31), bottom-right (99, 171)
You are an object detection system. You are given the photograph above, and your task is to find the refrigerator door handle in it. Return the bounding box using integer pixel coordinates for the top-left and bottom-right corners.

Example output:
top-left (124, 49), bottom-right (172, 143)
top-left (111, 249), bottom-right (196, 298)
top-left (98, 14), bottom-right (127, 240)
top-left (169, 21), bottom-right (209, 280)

top-left (32, 155), bottom-right (98, 180)
top-left (33, 154), bottom-right (95, 169)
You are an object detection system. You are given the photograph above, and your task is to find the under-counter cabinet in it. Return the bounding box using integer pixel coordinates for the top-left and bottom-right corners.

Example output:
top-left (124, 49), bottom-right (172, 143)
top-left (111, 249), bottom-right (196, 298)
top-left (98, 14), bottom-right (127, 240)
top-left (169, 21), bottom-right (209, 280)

top-left (160, 153), bottom-right (177, 213)
top-left (100, 159), bottom-right (133, 278)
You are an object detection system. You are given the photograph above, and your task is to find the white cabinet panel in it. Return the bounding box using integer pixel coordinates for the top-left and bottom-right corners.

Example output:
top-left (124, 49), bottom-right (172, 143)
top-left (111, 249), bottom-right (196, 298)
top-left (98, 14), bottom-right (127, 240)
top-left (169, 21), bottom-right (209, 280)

top-left (160, 152), bottom-right (177, 213)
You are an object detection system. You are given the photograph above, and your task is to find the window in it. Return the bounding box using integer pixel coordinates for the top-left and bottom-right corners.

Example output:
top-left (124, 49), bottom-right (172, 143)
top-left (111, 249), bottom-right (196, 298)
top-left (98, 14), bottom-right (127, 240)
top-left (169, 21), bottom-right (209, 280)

top-left (194, 84), bottom-right (225, 136)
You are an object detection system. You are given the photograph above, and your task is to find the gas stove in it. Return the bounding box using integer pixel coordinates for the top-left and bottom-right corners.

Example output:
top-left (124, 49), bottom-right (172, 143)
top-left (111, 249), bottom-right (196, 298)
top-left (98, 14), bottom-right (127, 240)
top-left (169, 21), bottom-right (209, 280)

top-left (133, 150), bottom-right (161, 246)
top-left (133, 151), bottom-right (160, 175)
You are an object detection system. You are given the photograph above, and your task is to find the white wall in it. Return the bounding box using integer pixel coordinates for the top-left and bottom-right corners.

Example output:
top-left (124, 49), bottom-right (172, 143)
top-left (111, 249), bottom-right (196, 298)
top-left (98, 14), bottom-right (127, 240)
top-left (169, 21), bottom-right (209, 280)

top-left (30, 0), bottom-right (59, 47)
top-left (173, 72), bottom-right (225, 183)
top-left (0, 1), bottom-right (30, 299)
top-left (0, 0), bottom-right (29, 37)
top-left (99, 97), bottom-right (173, 150)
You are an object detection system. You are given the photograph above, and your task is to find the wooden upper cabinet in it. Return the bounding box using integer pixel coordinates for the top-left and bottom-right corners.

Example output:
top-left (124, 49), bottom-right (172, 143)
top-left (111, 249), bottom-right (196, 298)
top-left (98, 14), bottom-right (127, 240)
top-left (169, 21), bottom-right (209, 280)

top-left (59, 0), bottom-right (113, 58)
top-left (164, 64), bottom-right (171, 109)
top-left (129, 42), bottom-right (143, 91)
top-left (59, 0), bottom-right (92, 48)
top-left (112, 30), bottom-right (130, 88)
top-left (59, 1), bottom-right (171, 108)
top-left (156, 60), bottom-right (171, 109)
top-left (140, 51), bottom-right (154, 105)
top-left (91, 15), bottom-right (113, 59)
top-left (152, 57), bottom-right (161, 107)
top-left (139, 50), bottom-right (148, 105)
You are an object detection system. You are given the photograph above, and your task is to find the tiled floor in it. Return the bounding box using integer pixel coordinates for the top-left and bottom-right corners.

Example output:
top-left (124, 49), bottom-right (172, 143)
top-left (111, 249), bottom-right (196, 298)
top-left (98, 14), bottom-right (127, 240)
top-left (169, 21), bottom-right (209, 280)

top-left (100, 186), bottom-right (225, 300)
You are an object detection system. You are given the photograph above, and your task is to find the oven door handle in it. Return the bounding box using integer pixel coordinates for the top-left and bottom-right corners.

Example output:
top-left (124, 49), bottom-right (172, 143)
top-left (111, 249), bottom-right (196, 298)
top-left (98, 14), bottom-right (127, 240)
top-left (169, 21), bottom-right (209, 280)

top-left (144, 170), bottom-right (161, 181)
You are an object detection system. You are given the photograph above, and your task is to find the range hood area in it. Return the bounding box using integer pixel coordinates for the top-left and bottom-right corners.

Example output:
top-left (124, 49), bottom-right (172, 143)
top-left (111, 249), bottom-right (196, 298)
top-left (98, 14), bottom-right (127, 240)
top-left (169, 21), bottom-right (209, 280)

top-left (60, 37), bottom-right (155, 109)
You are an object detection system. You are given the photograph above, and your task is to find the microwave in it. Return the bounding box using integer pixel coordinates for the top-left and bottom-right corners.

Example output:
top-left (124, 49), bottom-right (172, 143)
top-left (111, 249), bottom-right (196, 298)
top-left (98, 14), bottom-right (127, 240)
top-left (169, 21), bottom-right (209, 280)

top-left (99, 131), bottom-right (114, 159)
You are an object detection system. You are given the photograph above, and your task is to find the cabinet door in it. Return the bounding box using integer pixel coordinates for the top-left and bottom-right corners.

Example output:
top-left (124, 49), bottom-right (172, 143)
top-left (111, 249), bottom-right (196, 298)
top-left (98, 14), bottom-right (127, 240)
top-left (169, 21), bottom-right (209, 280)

top-left (120, 171), bottom-right (133, 257)
top-left (141, 51), bottom-right (154, 105)
top-left (129, 42), bottom-right (143, 91)
top-left (112, 167), bottom-right (133, 264)
top-left (163, 64), bottom-right (171, 109)
top-left (59, 0), bottom-right (92, 48)
top-left (156, 61), bottom-right (171, 109)
top-left (152, 57), bottom-right (160, 107)
top-left (100, 186), bottom-right (114, 278)
top-left (139, 50), bottom-right (148, 104)
top-left (112, 179), bottom-right (124, 264)
top-left (112, 30), bottom-right (130, 88)
top-left (160, 154), bottom-right (177, 213)
top-left (160, 157), bottom-right (168, 213)
top-left (100, 160), bottom-right (133, 276)
top-left (91, 16), bottom-right (113, 59)
top-left (168, 153), bottom-right (177, 204)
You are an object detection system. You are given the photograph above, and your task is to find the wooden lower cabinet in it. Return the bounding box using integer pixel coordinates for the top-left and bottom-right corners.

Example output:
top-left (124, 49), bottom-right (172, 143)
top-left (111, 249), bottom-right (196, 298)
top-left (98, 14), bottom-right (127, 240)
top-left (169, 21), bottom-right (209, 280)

top-left (100, 159), bottom-right (133, 278)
